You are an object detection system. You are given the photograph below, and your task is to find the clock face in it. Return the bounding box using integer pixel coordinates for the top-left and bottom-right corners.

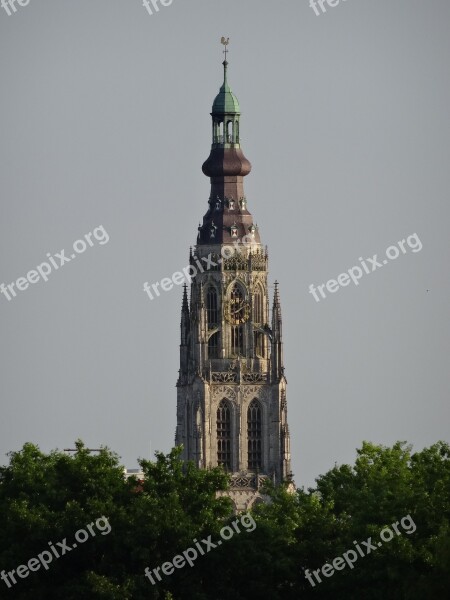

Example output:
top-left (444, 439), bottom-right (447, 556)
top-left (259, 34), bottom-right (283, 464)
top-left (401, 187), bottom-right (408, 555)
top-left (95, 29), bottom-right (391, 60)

top-left (225, 295), bottom-right (250, 324)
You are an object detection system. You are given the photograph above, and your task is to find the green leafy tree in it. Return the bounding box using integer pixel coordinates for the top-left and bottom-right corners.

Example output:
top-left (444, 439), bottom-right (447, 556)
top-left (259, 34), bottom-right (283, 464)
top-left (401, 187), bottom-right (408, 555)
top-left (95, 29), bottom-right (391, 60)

top-left (253, 441), bottom-right (450, 600)
top-left (200, 441), bottom-right (450, 600)
top-left (1, 440), bottom-right (449, 599)
top-left (0, 442), bottom-right (231, 599)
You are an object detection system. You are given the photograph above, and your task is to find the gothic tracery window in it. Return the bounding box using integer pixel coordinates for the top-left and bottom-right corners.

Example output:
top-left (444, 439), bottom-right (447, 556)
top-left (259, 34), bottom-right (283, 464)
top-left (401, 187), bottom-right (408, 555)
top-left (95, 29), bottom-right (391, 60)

top-left (247, 399), bottom-right (262, 470)
top-left (217, 400), bottom-right (232, 470)
top-left (207, 286), bottom-right (219, 327)
top-left (253, 287), bottom-right (263, 324)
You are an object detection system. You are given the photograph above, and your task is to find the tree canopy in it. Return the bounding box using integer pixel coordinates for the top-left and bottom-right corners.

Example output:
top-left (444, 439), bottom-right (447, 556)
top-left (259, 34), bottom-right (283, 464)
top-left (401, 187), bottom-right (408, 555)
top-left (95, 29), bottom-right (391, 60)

top-left (0, 440), bottom-right (448, 599)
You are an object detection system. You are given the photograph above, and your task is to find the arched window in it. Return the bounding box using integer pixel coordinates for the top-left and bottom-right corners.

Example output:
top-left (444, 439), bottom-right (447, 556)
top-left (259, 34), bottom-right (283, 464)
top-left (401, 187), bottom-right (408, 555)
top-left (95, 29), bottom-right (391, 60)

top-left (253, 287), bottom-right (263, 324)
top-left (247, 400), bottom-right (262, 470)
top-left (208, 331), bottom-right (220, 359)
top-left (227, 120), bottom-right (233, 142)
top-left (214, 120), bottom-right (222, 144)
top-left (217, 400), bottom-right (231, 470)
top-left (207, 287), bottom-right (218, 327)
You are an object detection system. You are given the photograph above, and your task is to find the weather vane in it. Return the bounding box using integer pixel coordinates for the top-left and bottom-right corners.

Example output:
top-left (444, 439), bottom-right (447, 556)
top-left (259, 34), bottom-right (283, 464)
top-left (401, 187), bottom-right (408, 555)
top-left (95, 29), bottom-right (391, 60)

top-left (221, 36), bottom-right (230, 61)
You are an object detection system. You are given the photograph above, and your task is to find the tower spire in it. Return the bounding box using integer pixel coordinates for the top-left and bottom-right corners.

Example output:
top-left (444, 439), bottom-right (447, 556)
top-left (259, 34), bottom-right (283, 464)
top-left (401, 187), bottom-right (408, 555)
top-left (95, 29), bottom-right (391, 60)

top-left (271, 282), bottom-right (284, 381)
top-left (176, 43), bottom-right (292, 510)
top-left (200, 42), bottom-right (255, 246)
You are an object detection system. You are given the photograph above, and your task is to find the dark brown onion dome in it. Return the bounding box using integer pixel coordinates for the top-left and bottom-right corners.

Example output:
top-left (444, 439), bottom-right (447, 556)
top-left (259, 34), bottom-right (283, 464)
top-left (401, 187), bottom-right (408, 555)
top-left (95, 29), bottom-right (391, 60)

top-left (202, 147), bottom-right (251, 178)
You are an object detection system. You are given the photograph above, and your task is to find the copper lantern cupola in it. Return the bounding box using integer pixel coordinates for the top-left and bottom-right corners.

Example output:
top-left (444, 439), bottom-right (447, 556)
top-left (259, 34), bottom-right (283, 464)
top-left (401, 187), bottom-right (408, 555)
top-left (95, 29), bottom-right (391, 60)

top-left (199, 58), bottom-right (258, 246)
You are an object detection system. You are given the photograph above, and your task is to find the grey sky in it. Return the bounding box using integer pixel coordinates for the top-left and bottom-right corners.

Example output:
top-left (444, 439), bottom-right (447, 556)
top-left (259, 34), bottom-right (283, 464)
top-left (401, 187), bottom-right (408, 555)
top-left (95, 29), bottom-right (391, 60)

top-left (1, 0), bottom-right (449, 488)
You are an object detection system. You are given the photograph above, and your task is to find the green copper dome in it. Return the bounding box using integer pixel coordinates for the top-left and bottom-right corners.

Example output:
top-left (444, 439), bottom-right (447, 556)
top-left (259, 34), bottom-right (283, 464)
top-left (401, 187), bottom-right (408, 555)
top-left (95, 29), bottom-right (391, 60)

top-left (211, 61), bottom-right (240, 115)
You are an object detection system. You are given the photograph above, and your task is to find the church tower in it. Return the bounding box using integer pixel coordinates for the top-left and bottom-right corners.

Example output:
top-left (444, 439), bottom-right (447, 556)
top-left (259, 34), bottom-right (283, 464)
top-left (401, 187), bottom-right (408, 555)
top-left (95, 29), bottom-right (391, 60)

top-left (175, 42), bottom-right (292, 511)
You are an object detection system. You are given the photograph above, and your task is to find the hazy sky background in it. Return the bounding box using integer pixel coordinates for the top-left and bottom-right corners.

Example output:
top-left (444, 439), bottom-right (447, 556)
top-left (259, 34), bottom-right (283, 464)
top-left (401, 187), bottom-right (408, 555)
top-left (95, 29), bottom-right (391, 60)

top-left (1, 0), bottom-right (449, 488)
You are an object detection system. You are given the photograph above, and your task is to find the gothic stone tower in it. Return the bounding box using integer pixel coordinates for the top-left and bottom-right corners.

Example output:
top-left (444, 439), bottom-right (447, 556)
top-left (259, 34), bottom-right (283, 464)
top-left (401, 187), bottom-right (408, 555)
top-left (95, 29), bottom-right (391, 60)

top-left (175, 50), bottom-right (291, 511)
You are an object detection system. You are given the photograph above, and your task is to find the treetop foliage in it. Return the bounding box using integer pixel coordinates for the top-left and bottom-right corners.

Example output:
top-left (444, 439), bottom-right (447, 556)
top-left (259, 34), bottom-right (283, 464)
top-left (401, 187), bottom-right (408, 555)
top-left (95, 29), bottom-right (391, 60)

top-left (0, 440), bottom-right (448, 599)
